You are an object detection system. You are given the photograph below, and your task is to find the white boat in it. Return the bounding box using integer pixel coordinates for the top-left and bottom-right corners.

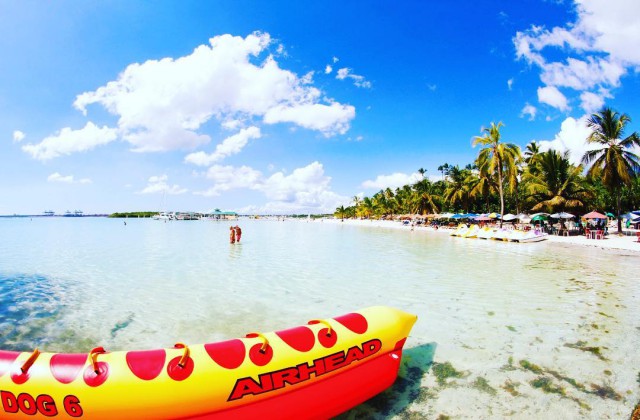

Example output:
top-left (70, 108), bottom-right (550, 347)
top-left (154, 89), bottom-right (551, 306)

top-left (462, 224), bottom-right (480, 238)
top-left (492, 228), bottom-right (511, 241)
top-left (509, 229), bottom-right (548, 243)
top-left (476, 226), bottom-right (496, 239)
top-left (450, 224), bottom-right (468, 237)
top-left (153, 211), bottom-right (172, 220)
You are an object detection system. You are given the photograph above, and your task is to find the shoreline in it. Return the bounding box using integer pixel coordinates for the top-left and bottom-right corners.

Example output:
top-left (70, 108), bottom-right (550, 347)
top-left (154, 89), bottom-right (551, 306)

top-left (321, 218), bottom-right (640, 253)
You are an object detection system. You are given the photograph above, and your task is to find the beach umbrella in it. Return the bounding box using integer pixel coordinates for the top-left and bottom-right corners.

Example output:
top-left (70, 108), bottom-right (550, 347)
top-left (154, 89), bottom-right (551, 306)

top-left (450, 214), bottom-right (466, 219)
top-left (582, 211), bottom-right (607, 219)
top-left (487, 212), bottom-right (500, 219)
top-left (474, 215), bottom-right (492, 221)
top-left (502, 213), bottom-right (517, 221)
top-left (606, 212), bottom-right (615, 218)
top-left (437, 212), bottom-right (454, 219)
top-left (550, 212), bottom-right (574, 219)
top-left (531, 214), bottom-right (548, 222)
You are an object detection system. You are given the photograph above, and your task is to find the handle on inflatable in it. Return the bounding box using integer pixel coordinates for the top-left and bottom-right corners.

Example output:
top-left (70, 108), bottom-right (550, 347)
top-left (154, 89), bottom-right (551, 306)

top-left (174, 343), bottom-right (191, 368)
top-left (20, 348), bottom-right (41, 374)
top-left (308, 319), bottom-right (333, 336)
top-left (89, 347), bottom-right (106, 374)
top-left (246, 332), bottom-right (270, 353)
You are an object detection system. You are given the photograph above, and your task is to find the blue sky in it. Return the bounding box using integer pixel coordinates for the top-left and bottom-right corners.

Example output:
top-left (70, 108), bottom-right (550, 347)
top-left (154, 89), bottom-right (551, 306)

top-left (1, 0), bottom-right (639, 214)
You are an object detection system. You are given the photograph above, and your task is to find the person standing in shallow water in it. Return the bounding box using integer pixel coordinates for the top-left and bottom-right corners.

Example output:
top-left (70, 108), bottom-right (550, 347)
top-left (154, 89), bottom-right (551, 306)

top-left (229, 226), bottom-right (236, 244)
top-left (235, 225), bottom-right (242, 242)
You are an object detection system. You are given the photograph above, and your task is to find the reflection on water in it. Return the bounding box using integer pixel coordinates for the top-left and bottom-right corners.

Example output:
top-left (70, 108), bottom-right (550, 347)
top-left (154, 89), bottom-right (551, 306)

top-left (0, 273), bottom-right (64, 351)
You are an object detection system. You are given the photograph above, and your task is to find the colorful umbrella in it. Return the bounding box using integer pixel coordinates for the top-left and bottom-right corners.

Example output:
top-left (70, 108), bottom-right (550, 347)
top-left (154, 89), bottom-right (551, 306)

top-left (583, 211), bottom-right (607, 219)
top-left (550, 212), bottom-right (574, 219)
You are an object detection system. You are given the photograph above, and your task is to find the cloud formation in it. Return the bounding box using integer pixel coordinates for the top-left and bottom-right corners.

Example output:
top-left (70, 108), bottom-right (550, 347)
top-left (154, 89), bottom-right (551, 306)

top-left (336, 68), bottom-right (372, 89)
top-left (195, 161), bottom-right (348, 214)
top-left (70, 32), bottom-right (354, 153)
top-left (361, 172), bottom-right (422, 190)
top-left (13, 130), bottom-right (25, 143)
top-left (139, 175), bottom-right (187, 195)
top-left (22, 122), bottom-right (118, 161)
top-left (535, 116), bottom-right (593, 165)
top-left (47, 172), bottom-right (92, 184)
top-left (514, 0), bottom-right (640, 113)
top-left (185, 126), bottom-right (261, 166)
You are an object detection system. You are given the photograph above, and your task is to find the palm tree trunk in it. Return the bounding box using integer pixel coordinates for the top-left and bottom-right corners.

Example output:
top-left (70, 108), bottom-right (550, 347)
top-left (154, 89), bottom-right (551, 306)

top-left (616, 192), bottom-right (622, 234)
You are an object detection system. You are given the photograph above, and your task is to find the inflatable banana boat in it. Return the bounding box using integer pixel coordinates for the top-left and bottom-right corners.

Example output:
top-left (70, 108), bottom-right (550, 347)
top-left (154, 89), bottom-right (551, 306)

top-left (0, 306), bottom-right (417, 419)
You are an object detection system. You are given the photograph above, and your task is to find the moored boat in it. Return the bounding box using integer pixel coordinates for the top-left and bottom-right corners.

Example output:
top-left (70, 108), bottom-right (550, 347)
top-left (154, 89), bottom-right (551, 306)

top-left (509, 229), bottom-right (548, 243)
top-left (0, 306), bottom-right (416, 419)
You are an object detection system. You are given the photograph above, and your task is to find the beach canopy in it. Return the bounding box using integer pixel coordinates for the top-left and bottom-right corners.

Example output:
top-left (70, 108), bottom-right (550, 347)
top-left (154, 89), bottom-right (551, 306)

top-left (531, 214), bottom-right (548, 222)
top-left (474, 215), bottom-right (492, 221)
top-left (502, 213), bottom-right (517, 221)
top-left (583, 211), bottom-right (607, 219)
top-left (551, 212), bottom-right (574, 219)
top-left (450, 214), bottom-right (466, 219)
top-left (606, 212), bottom-right (615, 217)
top-left (488, 212), bottom-right (500, 219)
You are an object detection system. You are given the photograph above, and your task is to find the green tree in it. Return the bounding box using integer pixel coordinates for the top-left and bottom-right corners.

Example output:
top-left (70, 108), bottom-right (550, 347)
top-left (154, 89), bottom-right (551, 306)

top-left (582, 107), bottom-right (640, 234)
top-left (473, 122), bottom-right (521, 226)
top-left (524, 150), bottom-right (592, 213)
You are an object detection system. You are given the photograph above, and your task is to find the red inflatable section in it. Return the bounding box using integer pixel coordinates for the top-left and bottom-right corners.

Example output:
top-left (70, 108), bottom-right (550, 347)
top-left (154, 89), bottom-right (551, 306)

top-left (50, 353), bottom-right (87, 384)
top-left (334, 313), bottom-right (368, 334)
top-left (0, 351), bottom-right (19, 378)
top-left (275, 326), bottom-right (316, 352)
top-left (204, 339), bottom-right (246, 370)
top-left (189, 347), bottom-right (406, 419)
top-left (126, 349), bottom-right (166, 381)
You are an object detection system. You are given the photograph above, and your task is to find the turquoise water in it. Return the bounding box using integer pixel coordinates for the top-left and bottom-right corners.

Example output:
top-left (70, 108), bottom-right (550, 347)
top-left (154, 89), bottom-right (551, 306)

top-left (1, 217), bottom-right (638, 418)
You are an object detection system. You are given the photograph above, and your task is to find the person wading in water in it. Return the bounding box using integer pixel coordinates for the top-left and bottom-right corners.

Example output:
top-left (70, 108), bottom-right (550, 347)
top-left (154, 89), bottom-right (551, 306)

top-left (229, 226), bottom-right (236, 244)
top-left (235, 225), bottom-right (242, 242)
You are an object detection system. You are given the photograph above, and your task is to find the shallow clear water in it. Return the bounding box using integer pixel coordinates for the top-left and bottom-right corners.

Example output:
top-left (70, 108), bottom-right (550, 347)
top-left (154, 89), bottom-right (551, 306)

top-left (1, 217), bottom-right (638, 418)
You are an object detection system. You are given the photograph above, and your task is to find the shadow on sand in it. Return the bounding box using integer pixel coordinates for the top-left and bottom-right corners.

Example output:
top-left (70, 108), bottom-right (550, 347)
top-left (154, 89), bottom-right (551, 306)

top-left (336, 342), bottom-right (438, 419)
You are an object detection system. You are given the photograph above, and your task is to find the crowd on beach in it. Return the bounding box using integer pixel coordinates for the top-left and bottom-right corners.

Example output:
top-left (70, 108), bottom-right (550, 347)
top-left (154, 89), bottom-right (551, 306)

top-left (229, 225), bottom-right (242, 244)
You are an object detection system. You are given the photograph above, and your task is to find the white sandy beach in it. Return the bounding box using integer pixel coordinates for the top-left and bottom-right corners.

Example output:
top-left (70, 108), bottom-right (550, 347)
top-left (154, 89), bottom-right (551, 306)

top-left (323, 217), bottom-right (640, 253)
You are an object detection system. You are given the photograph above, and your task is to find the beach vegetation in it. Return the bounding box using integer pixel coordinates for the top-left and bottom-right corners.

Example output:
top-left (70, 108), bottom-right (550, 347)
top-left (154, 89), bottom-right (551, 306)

top-left (334, 107), bottom-right (640, 222)
top-left (472, 376), bottom-right (497, 395)
top-left (582, 107), bottom-right (640, 234)
top-left (431, 361), bottom-right (465, 386)
top-left (530, 376), bottom-right (566, 395)
top-left (564, 341), bottom-right (608, 361)
top-left (502, 379), bottom-right (520, 396)
top-left (109, 211), bottom-right (158, 218)
top-left (519, 360), bottom-right (543, 374)
top-left (472, 122), bottom-right (520, 226)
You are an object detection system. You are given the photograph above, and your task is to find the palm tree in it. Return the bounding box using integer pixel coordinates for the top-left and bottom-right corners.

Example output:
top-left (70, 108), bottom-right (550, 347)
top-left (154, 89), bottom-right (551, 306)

top-left (524, 150), bottom-right (592, 213)
top-left (473, 122), bottom-right (521, 226)
top-left (582, 107), bottom-right (640, 234)
top-left (334, 205), bottom-right (347, 221)
top-left (413, 178), bottom-right (440, 215)
top-left (443, 165), bottom-right (472, 212)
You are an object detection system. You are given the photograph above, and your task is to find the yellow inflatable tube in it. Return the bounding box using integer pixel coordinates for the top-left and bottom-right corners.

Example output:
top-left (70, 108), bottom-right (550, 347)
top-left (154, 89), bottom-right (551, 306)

top-left (0, 306), bottom-right (417, 419)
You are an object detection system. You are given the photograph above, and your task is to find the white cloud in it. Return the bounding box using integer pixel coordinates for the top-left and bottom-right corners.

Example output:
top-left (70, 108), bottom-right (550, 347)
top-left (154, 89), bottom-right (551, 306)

top-left (335, 67), bottom-right (372, 89)
top-left (196, 161), bottom-right (347, 213)
top-left (332, 57), bottom-right (339, 63)
top-left (139, 175), bottom-right (187, 195)
top-left (361, 172), bottom-right (422, 190)
top-left (537, 86), bottom-right (569, 111)
top-left (579, 90), bottom-right (608, 113)
top-left (47, 172), bottom-right (92, 184)
top-left (514, 0), bottom-right (640, 112)
top-left (67, 32), bottom-right (353, 155)
top-left (520, 103), bottom-right (537, 121)
top-left (536, 116), bottom-right (593, 165)
top-left (195, 165), bottom-right (263, 196)
top-left (22, 122), bottom-right (118, 161)
top-left (185, 126), bottom-right (261, 166)
top-left (507, 79), bottom-right (514, 90)
top-left (13, 130), bottom-right (25, 143)
top-left (263, 102), bottom-right (355, 136)
top-left (325, 65), bottom-right (333, 74)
